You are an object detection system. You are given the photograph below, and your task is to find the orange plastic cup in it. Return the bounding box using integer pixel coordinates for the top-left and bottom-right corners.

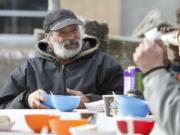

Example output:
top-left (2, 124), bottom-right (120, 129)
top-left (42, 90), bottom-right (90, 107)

top-left (24, 114), bottom-right (59, 133)
top-left (49, 119), bottom-right (89, 135)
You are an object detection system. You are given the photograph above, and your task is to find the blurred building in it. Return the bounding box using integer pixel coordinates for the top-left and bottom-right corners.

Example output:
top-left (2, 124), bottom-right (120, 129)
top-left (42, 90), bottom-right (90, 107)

top-left (0, 0), bottom-right (122, 47)
top-left (121, 0), bottom-right (180, 36)
top-left (0, 0), bottom-right (48, 47)
top-left (60, 0), bottom-right (121, 35)
top-left (0, 0), bottom-right (47, 34)
top-left (0, 0), bottom-right (121, 35)
top-left (0, 0), bottom-right (179, 47)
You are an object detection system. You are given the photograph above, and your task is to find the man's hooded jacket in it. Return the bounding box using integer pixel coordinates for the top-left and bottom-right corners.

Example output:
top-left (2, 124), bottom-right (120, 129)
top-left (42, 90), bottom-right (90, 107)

top-left (0, 35), bottom-right (123, 108)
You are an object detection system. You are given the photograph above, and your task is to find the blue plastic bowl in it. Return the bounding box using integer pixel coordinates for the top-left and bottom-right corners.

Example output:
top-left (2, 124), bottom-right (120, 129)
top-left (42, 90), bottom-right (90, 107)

top-left (117, 95), bottom-right (149, 117)
top-left (52, 95), bottom-right (81, 112)
top-left (42, 94), bottom-right (55, 109)
top-left (42, 94), bottom-right (80, 112)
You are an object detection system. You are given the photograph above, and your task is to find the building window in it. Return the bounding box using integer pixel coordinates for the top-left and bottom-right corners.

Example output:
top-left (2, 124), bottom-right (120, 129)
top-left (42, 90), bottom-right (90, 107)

top-left (0, 0), bottom-right (48, 34)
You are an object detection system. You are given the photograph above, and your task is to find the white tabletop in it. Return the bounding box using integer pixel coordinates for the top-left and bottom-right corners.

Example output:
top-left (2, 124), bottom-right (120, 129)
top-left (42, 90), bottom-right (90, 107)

top-left (0, 109), bottom-right (167, 135)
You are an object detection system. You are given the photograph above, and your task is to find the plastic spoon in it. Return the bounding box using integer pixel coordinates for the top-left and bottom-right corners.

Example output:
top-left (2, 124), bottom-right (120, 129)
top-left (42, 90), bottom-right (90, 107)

top-left (50, 91), bottom-right (57, 109)
top-left (112, 91), bottom-right (120, 104)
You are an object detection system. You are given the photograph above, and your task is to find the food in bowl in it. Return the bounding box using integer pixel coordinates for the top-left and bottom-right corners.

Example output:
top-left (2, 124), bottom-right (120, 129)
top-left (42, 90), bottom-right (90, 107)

top-left (0, 116), bottom-right (14, 131)
top-left (0, 116), bottom-right (10, 124)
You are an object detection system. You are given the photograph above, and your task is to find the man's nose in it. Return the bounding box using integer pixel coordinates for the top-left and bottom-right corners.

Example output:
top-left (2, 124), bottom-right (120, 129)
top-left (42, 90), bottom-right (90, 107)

top-left (67, 32), bottom-right (76, 40)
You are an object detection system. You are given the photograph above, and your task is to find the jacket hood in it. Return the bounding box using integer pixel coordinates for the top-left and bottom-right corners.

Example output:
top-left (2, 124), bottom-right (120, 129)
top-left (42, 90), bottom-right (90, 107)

top-left (36, 34), bottom-right (99, 61)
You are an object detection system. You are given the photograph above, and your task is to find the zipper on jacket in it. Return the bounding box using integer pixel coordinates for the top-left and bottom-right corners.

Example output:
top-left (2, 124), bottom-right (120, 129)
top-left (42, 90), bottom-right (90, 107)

top-left (61, 65), bottom-right (67, 95)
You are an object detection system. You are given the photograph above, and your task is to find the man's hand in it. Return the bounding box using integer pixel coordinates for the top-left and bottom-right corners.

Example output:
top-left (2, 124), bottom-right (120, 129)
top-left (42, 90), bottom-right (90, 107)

top-left (133, 39), bottom-right (166, 73)
top-left (28, 89), bottom-right (49, 109)
top-left (66, 88), bottom-right (90, 109)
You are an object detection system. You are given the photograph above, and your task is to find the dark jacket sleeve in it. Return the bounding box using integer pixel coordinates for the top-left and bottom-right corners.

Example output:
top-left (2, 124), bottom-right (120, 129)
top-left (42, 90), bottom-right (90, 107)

top-left (98, 58), bottom-right (124, 95)
top-left (0, 62), bottom-right (30, 109)
top-left (89, 55), bottom-right (124, 101)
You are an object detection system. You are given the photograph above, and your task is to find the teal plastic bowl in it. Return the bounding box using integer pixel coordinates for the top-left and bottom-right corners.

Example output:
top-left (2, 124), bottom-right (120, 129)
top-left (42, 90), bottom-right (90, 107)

top-left (117, 95), bottom-right (149, 117)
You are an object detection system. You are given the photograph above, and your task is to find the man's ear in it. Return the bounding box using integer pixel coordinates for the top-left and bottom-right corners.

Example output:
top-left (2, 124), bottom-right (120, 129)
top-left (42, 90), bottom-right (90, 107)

top-left (44, 33), bottom-right (52, 45)
top-left (45, 33), bottom-right (49, 40)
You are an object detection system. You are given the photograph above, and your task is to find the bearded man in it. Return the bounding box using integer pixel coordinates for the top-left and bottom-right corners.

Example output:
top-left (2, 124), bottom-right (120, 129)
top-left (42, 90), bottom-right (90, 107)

top-left (0, 9), bottom-right (123, 109)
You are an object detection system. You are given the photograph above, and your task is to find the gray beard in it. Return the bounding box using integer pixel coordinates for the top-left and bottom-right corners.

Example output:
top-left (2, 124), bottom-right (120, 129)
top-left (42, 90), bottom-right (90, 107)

top-left (50, 38), bottom-right (83, 60)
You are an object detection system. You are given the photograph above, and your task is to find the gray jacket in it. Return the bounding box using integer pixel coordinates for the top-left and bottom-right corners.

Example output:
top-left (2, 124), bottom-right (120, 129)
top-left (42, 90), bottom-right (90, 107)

top-left (143, 68), bottom-right (180, 135)
top-left (0, 35), bottom-right (124, 109)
